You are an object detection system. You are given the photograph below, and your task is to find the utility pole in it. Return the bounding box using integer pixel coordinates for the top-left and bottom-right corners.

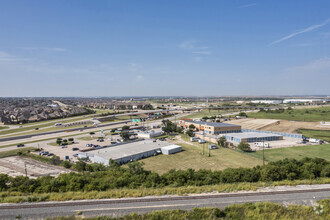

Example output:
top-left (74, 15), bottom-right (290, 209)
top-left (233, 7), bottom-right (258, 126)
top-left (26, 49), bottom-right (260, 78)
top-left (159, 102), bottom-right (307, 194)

top-left (263, 140), bottom-right (265, 166)
top-left (208, 145), bottom-right (211, 157)
top-left (24, 162), bottom-right (27, 177)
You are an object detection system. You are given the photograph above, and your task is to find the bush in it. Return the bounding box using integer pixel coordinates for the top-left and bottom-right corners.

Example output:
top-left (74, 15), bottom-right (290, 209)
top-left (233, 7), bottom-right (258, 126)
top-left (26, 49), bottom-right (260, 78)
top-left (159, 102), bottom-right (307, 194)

top-left (186, 130), bottom-right (194, 137)
top-left (238, 142), bottom-right (252, 152)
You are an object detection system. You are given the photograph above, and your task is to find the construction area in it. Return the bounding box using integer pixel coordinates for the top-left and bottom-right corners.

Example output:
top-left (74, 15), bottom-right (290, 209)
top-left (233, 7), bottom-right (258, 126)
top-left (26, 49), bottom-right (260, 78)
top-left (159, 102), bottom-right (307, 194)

top-left (0, 156), bottom-right (70, 178)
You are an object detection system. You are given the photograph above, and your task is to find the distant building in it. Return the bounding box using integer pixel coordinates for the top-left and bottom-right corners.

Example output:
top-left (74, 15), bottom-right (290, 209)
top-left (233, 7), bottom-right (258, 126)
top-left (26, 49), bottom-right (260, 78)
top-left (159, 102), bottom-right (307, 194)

top-left (137, 130), bottom-right (163, 139)
top-left (283, 99), bottom-right (325, 104)
top-left (251, 100), bottom-right (282, 104)
top-left (179, 120), bottom-right (241, 135)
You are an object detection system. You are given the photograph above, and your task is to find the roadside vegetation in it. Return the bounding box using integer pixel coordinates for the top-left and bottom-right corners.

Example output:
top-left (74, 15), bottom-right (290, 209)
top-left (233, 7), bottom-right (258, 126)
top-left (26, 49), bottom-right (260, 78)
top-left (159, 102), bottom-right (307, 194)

top-left (0, 147), bottom-right (37, 159)
top-left (1, 157), bottom-right (330, 203)
top-left (0, 126), bottom-right (9, 130)
top-left (247, 106), bottom-right (330, 122)
top-left (47, 199), bottom-right (330, 219)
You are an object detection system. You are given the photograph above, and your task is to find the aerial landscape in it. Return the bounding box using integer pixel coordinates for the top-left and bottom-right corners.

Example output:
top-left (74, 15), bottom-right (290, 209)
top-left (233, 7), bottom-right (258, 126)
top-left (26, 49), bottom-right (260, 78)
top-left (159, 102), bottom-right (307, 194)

top-left (0, 1), bottom-right (330, 219)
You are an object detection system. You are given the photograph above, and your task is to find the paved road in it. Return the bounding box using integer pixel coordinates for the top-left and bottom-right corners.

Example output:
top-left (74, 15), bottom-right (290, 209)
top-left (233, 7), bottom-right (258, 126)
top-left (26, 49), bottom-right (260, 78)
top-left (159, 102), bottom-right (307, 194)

top-left (0, 113), bottom-right (191, 149)
top-left (0, 188), bottom-right (329, 219)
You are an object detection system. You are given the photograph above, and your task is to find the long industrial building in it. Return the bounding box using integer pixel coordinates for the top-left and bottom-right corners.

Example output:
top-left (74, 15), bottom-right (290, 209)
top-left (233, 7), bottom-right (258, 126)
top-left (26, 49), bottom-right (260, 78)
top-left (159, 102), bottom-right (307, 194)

top-left (80, 140), bottom-right (179, 165)
top-left (222, 132), bottom-right (283, 143)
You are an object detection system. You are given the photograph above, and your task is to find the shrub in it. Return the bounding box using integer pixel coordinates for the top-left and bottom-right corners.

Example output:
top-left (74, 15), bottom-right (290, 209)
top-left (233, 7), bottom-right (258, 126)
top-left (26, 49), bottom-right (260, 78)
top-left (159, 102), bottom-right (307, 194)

top-left (238, 142), bottom-right (252, 152)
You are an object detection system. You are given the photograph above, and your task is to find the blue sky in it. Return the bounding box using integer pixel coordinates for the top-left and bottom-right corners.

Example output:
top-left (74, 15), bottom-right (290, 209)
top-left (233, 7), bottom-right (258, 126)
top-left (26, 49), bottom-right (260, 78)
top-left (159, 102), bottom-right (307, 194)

top-left (0, 0), bottom-right (330, 97)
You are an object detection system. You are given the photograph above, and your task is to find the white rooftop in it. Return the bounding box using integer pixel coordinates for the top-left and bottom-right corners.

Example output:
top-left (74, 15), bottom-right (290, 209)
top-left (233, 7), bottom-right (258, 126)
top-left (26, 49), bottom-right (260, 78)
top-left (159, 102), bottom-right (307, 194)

top-left (90, 140), bottom-right (171, 160)
top-left (161, 144), bottom-right (181, 150)
top-left (221, 132), bottom-right (283, 139)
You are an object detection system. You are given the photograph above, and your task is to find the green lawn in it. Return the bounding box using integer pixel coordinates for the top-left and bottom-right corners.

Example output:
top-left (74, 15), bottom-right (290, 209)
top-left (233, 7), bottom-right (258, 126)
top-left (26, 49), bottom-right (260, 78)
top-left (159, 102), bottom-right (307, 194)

top-left (141, 135), bottom-right (263, 174)
top-left (297, 129), bottom-right (330, 142)
top-left (249, 144), bottom-right (330, 162)
top-left (247, 106), bottom-right (330, 122)
top-left (0, 126), bottom-right (9, 130)
top-left (0, 147), bottom-right (37, 159)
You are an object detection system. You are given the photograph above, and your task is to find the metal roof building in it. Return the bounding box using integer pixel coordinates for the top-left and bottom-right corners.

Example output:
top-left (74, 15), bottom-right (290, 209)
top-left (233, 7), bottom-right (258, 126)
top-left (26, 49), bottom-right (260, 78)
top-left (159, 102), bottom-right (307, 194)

top-left (87, 140), bottom-right (171, 165)
top-left (221, 132), bottom-right (283, 143)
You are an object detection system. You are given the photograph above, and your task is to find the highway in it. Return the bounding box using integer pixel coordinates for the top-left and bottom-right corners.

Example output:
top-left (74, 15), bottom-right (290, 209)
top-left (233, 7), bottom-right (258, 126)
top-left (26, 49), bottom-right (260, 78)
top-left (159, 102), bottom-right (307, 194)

top-left (0, 187), bottom-right (329, 219)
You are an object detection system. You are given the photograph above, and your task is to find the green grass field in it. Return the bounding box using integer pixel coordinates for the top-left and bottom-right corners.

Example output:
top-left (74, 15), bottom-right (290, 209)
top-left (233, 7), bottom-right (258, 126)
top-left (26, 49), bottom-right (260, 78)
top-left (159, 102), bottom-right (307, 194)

top-left (141, 135), bottom-right (263, 174)
top-left (249, 144), bottom-right (330, 162)
top-left (297, 129), bottom-right (330, 142)
top-left (247, 106), bottom-right (330, 122)
top-left (0, 126), bottom-right (9, 130)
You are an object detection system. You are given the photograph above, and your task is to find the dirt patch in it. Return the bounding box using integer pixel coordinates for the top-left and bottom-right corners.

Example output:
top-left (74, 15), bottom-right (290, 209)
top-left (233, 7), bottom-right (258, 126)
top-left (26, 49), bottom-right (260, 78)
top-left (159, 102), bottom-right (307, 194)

top-left (260, 120), bottom-right (330, 133)
top-left (0, 156), bottom-right (71, 178)
top-left (229, 119), bottom-right (279, 130)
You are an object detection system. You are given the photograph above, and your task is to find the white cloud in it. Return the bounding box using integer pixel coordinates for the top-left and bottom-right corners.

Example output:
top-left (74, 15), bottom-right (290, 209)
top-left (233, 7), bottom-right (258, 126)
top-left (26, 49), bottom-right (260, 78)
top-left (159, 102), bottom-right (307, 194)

top-left (0, 50), bottom-right (29, 62)
top-left (239, 3), bottom-right (256, 8)
top-left (270, 18), bottom-right (330, 45)
top-left (179, 40), bottom-right (208, 50)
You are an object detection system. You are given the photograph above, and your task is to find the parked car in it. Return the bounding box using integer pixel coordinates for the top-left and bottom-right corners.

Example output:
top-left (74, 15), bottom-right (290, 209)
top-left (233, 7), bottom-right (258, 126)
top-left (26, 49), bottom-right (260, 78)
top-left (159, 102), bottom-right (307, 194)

top-left (17, 144), bottom-right (24, 147)
top-left (61, 145), bottom-right (67, 148)
top-left (198, 139), bottom-right (206, 144)
top-left (84, 126), bottom-right (88, 128)
top-left (35, 128), bottom-right (39, 130)
top-left (47, 153), bottom-right (54, 157)
top-left (97, 139), bottom-right (104, 142)
top-left (73, 153), bottom-right (78, 157)
top-left (89, 132), bottom-right (95, 135)
top-left (72, 148), bottom-right (79, 151)
top-left (39, 151), bottom-right (49, 156)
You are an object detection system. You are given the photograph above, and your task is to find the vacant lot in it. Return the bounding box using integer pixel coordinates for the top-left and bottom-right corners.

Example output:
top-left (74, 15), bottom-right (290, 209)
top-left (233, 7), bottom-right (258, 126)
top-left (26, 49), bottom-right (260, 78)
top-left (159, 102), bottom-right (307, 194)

top-left (141, 135), bottom-right (263, 174)
top-left (0, 156), bottom-right (71, 178)
top-left (229, 118), bottom-right (279, 130)
top-left (248, 106), bottom-right (330, 122)
top-left (261, 120), bottom-right (330, 133)
top-left (249, 144), bottom-right (330, 162)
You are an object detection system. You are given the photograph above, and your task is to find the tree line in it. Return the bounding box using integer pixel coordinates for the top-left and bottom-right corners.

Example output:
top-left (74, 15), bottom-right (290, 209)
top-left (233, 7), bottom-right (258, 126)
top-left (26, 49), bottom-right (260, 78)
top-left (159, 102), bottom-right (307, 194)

top-left (0, 157), bottom-right (330, 193)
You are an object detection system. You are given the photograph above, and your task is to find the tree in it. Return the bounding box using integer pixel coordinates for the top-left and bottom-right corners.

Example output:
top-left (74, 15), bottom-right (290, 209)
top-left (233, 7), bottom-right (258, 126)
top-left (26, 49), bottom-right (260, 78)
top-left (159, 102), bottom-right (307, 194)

top-left (56, 140), bottom-right (62, 146)
top-left (111, 128), bottom-right (117, 133)
top-left (186, 129), bottom-right (194, 137)
top-left (74, 161), bottom-right (87, 172)
top-left (217, 136), bottom-right (226, 147)
top-left (238, 112), bottom-right (247, 117)
top-left (122, 125), bottom-right (130, 131)
top-left (120, 131), bottom-right (131, 141)
top-left (68, 138), bottom-right (74, 142)
top-left (202, 116), bottom-right (209, 121)
top-left (189, 124), bottom-right (196, 130)
top-left (238, 142), bottom-right (252, 152)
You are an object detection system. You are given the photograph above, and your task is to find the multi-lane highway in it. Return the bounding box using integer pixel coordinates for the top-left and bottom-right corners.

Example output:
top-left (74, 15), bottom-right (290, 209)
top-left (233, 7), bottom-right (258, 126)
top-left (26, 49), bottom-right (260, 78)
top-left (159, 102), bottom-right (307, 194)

top-left (0, 187), bottom-right (329, 219)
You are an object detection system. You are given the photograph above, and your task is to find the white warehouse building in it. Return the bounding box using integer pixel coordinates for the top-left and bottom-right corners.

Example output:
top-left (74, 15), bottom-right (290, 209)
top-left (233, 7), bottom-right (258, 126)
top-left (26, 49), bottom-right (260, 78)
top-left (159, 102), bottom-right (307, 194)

top-left (83, 140), bottom-right (175, 165)
top-left (251, 100), bottom-right (282, 104)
